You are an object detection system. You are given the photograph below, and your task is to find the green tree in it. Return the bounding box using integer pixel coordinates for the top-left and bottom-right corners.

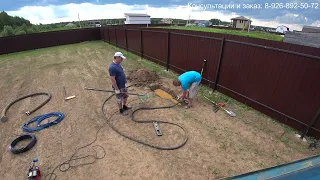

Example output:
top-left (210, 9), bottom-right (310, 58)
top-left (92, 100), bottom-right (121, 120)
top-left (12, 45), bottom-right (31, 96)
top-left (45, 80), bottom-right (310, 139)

top-left (210, 18), bottom-right (222, 25)
top-left (151, 18), bottom-right (161, 24)
top-left (0, 11), bottom-right (12, 30)
top-left (49, 23), bottom-right (58, 29)
top-left (15, 29), bottom-right (27, 35)
top-left (1, 25), bottom-right (15, 36)
top-left (26, 26), bottom-right (39, 34)
top-left (0, 11), bottom-right (31, 30)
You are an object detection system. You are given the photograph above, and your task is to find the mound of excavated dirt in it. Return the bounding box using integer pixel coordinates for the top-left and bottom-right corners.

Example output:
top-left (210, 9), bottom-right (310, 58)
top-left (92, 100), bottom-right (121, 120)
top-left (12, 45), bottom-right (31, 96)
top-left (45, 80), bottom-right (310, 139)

top-left (127, 69), bottom-right (159, 84)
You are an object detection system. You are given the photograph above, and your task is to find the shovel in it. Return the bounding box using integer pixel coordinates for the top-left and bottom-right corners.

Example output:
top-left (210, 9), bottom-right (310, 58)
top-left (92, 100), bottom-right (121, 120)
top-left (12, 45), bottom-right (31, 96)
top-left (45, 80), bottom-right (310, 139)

top-left (204, 96), bottom-right (236, 117)
top-left (154, 89), bottom-right (180, 105)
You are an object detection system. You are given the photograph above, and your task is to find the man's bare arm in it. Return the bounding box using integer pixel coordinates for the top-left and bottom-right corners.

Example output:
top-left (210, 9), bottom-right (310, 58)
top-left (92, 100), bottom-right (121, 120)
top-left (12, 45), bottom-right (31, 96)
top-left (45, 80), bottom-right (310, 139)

top-left (110, 76), bottom-right (119, 90)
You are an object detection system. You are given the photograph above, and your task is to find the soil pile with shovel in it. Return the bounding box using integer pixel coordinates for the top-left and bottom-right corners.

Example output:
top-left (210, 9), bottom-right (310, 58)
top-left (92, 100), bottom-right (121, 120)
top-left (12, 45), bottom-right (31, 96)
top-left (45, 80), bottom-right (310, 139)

top-left (127, 69), bottom-right (159, 85)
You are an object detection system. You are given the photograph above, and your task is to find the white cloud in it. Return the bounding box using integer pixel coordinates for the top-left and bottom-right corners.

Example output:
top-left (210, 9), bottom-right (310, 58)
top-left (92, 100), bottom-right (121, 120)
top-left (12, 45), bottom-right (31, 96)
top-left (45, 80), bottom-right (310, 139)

top-left (6, 3), bottom-right (308, 30)
top-left (276, 13), bottom-right (308, 24)
top-left (311, 20), bottom-right (320, 27)
top-left (248, 17), bottom-right (303, 31)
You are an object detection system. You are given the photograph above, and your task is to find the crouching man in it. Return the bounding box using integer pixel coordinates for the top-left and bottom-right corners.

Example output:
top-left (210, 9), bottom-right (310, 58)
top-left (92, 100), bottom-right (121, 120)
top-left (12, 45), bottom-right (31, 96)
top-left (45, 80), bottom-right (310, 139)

top-left (173, 71), bottom-right (201, 109)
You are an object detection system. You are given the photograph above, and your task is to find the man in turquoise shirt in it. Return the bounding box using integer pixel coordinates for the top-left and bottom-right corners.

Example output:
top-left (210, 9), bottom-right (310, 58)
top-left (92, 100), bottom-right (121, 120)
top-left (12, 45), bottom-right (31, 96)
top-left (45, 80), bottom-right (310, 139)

top-left (173, 71), bottom-right (202, 108)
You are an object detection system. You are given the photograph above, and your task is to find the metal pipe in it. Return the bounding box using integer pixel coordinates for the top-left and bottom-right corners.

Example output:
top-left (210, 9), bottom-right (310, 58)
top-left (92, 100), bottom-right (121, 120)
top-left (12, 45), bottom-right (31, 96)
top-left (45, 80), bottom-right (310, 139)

top-left (140, 30), bottom-right (143, 59)
top-left (213, 37), bottom-right (225, 90)
top-left (166, 32), bottom-right (171, 71)
top-left (84, 87), bottom-right (144, 96)
top-left (166, 64), bottom-right (215, 85)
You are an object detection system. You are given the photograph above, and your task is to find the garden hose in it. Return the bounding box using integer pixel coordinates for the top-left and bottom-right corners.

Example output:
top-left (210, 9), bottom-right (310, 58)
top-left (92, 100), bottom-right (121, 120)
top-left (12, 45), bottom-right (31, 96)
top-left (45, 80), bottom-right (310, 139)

top-left (45, 86), bottom-right (188, 180)
top-left (102, 93), bottom-right (188, 150)
top-left (1, 92), bottom-right (51, 123)
top-left (22, 112), bottom-right (65, 133)
top-left (8, 134), bottom-right (37, 154)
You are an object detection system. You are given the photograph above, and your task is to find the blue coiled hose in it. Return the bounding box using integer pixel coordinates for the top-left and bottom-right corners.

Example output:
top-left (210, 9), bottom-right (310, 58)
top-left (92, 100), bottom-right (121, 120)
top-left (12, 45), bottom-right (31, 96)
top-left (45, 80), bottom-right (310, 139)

top-left (22, 112), bottom-right (65, 133)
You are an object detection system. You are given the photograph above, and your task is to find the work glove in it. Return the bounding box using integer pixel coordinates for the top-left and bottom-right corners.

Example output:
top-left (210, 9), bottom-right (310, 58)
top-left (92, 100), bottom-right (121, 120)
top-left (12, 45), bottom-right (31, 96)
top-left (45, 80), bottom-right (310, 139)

top-left (115, 89), bottom-right (120, 94)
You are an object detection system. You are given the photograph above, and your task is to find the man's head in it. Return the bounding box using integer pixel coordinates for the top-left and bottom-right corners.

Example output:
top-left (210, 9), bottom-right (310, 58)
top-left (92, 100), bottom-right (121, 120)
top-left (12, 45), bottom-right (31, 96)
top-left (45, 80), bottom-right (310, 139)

top-left (113, 52), bottom-right (126, 64)
top-left (173, 79), bottom-right (181, 86)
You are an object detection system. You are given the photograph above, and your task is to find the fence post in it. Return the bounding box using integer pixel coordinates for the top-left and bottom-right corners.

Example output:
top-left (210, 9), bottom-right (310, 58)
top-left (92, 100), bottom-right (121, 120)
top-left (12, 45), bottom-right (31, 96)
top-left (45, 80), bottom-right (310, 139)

top-left (101, 28), bottom-right (104, 42)
top-left (29, 34), bottom-right (34, 50)
top-left (125, 29), bottom-right (128, 51)
top-left (2, 38), bottom-right (7, 54)
top-left (301, 107), bottom-right (320, 139)
top-left (115, 29), bottom-right (118, 47)
top-left (213, 37), bottom-right (225, 90)
top-left (107, 28), bottom-right (110, 43)
top-left (166, 32), bottom-right (170, 71)
top-left (140, 29), bottom-right (143, 59)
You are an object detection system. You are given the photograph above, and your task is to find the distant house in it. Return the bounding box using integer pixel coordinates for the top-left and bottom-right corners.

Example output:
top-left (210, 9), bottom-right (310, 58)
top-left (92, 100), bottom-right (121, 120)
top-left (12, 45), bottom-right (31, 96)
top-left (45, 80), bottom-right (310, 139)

top-left (65, 23), bottom-right (76, 27)
top-left (302, 25), bottom-right (320, 33)
top-left (276, 25), bottom-right (289, 34)
top-left (161, 18), bottom-right (173, 24)
top-left (231, 16), bottom-right (252, 29)
top-left (194, 20), bottom-right (210, 27)
top-left (253, 26), bottom-right (276, 32)
top-left (88, 20), bottom-right (101, 27)
top-left (124, 13), bottom-right (150, 24)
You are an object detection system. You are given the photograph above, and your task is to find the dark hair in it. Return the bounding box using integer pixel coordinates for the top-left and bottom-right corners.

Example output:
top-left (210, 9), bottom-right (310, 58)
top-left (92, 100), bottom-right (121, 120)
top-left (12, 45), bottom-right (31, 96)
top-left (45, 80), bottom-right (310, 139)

top-left (173, 79), bottom-right (181, 86)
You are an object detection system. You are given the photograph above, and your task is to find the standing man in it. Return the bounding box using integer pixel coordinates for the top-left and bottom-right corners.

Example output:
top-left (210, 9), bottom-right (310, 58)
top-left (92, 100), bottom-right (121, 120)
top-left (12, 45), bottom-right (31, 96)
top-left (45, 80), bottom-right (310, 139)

top-left (109, 52), bottom-right (131, 115)
top-left (173, 71), bottom-right (202, 108)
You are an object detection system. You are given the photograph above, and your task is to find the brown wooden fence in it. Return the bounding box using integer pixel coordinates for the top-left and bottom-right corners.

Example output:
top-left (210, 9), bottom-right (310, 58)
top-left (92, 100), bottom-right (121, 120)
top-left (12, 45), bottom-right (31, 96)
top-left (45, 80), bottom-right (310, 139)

top-left (100, 27), bottom-right (320, 138)
top-left (0, 28), bottom-right (100, 55)
top-left (0, 26), bottom-right (319, 138)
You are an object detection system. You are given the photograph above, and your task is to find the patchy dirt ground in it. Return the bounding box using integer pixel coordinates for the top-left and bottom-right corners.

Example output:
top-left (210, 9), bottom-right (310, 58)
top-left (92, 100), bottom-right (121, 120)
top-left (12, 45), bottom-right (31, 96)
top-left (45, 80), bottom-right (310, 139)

top-left (0, 41), bottom-right (319, 180)
top-left (127, 68), bottom-right (159, 85)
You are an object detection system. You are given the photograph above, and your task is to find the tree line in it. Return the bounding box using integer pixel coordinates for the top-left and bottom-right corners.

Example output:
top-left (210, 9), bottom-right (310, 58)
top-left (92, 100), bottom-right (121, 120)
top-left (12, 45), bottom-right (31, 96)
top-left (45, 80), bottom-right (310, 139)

top-left (0, 10), bottom-right (231, 37)
top-left (0, 11), bottom-right (93, 37)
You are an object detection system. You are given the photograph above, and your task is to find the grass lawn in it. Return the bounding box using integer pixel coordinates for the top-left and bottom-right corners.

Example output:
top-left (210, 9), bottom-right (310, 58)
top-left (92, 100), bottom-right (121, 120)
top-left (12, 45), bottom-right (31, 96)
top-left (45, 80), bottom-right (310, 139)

top-left (157, 26), bottom-right (284, 41)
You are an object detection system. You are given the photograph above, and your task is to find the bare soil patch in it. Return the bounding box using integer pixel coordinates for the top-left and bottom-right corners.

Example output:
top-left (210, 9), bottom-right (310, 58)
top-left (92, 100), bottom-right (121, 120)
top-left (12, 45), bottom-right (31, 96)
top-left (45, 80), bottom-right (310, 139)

top-left (127, 68), bottom-right (159, 85)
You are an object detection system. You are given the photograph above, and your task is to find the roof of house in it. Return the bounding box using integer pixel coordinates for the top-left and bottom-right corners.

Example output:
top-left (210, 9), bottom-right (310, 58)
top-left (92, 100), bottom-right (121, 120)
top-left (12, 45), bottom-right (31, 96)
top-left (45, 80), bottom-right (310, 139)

top-left (231, 16), bottom-right (252, 21)
top-left (65, 23), bottom-right (76, 27)
top-left (124, 13), bottom-right (150, 17)
top-left (302, 25), bottom-right (320, 33)
top-left (88, 20), bottom-right (101, 22)
top-left (277, 25), bottom-right (289, 28)
top-left (194, 20), bottom-right (209, 24)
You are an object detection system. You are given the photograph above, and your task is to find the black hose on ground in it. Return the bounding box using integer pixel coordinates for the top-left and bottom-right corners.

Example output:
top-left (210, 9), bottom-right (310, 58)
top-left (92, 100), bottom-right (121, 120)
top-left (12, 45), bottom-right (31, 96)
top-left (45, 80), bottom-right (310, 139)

top-left (1, 92), bottom-right (51, 122)
top-left (45, 86), bottom-right (188, 180)
top-left (102, 92), bottom-right (188, 150)
top-left (8, 134), bottom-right (37, 154)
top-left (45, 94), bottom-right (118, 180)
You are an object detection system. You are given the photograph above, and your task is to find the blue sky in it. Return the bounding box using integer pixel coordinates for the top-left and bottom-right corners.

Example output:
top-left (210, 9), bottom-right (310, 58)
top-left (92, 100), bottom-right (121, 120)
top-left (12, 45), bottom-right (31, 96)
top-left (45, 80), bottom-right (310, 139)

top-left (3, 0), bottom-right (320, 30)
